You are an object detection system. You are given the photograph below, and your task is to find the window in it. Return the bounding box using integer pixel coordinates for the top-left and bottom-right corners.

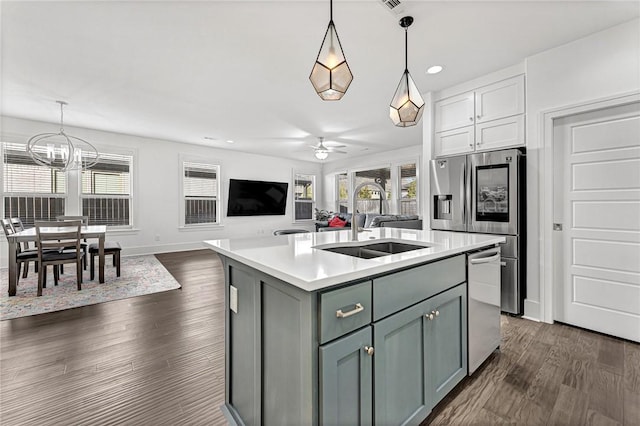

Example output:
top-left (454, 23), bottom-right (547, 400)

top-left (294, 173), bottom-right (315, 221)
top-left (182, 161), bottom-right (219, 226)
top-left (354, 167), bottom-right (391, 214)
top-left (336, 172), bottom-right (348, 213)
top-left (81, 152), bottom-right (133, 227)
top-left (399, 163), bottom-right (418, 215)
top-left (2, 142), bottom-right (66, 226)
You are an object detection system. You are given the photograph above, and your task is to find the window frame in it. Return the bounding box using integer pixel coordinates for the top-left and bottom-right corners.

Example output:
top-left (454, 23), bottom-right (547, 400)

top-left (180, 156), bottom-right (221, 228)
top-left (292, 171), bottom-right (316, 223)
top-left (80, 147), bottom-right (135, 229)
top-left (1, 142), bottom-right (69, 226)
top-left (332, 157), bottom-right (421, 216)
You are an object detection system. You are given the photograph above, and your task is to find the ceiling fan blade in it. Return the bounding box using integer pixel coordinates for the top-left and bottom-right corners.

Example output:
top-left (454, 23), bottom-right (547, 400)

top-left (328, 149), bottom-right (347, 154)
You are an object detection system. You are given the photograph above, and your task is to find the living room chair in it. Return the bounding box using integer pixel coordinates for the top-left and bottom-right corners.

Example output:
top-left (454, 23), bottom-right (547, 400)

top-left (2, 218), bottom-right (39, 283)
top-left (35, 220), bottom-right (85, 296)
top-left (89, 241), bottom-right (122, 281)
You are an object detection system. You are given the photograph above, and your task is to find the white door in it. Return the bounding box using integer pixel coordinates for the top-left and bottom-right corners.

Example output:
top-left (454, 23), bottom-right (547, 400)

top-left (553, 100), bottom-right (640, 342)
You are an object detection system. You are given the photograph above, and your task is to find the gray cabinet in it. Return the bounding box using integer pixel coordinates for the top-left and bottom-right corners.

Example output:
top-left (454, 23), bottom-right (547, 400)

top-left (319, 327), bottom-right (373, 426)
top-left (374, 300), bottom-right (430, 426)
top-left (426, 284), bottom-right (468, 406)
top-left (221, 253), bottom-right (471, 426)
top-left (373, 284), bottom-right (467, 426)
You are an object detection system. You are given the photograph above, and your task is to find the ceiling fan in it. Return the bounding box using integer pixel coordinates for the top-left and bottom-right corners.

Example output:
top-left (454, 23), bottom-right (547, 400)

top-left (310, 137), bottom-right (346, 160)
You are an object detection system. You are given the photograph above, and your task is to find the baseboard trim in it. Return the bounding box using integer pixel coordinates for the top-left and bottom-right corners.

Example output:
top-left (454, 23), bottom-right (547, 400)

top-left (121, 242), bottom-right (211, 257)
top-left (523, 299), bottom-right (541, 322)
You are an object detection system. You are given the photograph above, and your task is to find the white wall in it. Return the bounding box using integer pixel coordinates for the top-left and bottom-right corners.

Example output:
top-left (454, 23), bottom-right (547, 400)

top-left (524, 18), bottom-right (640, 321)
top-left (1, 116), bottom-right (322, 266)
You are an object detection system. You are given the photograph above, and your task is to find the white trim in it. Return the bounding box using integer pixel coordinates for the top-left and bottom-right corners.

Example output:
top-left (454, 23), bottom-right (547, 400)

top-left (539, 90), bottom-right (640, 324)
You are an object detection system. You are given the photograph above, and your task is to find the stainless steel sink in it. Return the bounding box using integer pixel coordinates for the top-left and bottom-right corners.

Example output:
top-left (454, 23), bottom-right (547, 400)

top-left (318, 241), bottom-right (430, 259)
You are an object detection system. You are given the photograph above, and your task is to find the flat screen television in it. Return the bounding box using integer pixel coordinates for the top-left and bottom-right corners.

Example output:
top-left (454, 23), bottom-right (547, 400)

top-left (226, 179), bottom-right (289, 216)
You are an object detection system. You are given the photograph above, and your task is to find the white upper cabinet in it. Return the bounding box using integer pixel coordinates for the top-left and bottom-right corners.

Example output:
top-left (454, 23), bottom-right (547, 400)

top-left (433, 74), bottom-right (526, 157)
top-left (434, 92), bottom-right (475, 133)
top-left (475, 75), bottom-right (525, 123)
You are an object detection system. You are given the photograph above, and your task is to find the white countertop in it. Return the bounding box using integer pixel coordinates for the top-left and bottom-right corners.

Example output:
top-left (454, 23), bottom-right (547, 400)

top-left (204, 228), bottom-right (505, 292)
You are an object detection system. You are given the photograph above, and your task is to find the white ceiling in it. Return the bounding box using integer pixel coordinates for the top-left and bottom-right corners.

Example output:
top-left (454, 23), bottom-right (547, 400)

top-left (2, 1), bottom-right (638, 162)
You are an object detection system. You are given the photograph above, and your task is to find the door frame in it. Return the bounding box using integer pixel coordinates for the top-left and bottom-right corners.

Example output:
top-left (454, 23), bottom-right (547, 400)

top-left (539, 91), bottom-right (640, 324)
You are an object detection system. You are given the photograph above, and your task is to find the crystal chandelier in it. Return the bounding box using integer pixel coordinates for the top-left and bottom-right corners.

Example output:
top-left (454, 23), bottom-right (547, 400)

top-left (27, 101), bottom-right (99, 171)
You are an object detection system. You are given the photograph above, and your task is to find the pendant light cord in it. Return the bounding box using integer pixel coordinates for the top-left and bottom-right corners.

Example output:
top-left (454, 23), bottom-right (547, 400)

top-left (404, 27), bottom-right (408, 72)
top-left (59, 102), bottom-right (65, 133)
top-left (330, 0), bottom-right (333, 22)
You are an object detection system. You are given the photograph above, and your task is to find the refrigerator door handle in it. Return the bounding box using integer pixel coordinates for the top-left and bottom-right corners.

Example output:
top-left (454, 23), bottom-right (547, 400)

top-left (460, 162), bottom-right (466, 227)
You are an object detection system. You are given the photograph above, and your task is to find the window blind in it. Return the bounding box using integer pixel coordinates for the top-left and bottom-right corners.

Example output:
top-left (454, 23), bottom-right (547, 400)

top-left (3, 142), bottom-right (66, 194)
top-left (183, 162), bottom-right (218, 225)
top-left (81, 152), bottom-right (131, 195)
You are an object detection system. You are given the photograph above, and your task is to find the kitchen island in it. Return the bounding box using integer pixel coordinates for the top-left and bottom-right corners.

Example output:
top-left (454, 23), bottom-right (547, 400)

top-left (205, 228), bottom-right (504, 426)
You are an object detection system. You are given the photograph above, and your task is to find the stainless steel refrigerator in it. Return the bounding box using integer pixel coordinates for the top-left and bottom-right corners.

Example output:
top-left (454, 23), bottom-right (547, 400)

top-left (429, 148), bottom-right (526, 315)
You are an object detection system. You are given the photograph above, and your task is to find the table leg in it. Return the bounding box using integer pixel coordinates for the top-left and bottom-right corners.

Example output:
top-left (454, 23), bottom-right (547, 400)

top-left (99, 235), bottom-right (105, 283)
top-left (8, 240), bottom-right (17, 296)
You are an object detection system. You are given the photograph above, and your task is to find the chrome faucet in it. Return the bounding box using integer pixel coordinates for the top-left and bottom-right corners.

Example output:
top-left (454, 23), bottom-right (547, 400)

top-left (351, 181), bottom-right (389, 241)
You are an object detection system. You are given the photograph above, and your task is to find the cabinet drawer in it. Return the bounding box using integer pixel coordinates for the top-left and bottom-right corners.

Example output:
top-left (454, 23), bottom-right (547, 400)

top-left (319, 281), bottom-right (372, 344)
top-left (475, 114), bottom-right (525, 151)
top-left (435, 126), bottom-right (475, 157)
top-left (373, 255), bottom-right (465, 321)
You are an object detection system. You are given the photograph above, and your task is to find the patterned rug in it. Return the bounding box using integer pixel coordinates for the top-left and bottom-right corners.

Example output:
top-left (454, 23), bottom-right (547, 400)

top-left (0, 255), bottom-right (181, 320)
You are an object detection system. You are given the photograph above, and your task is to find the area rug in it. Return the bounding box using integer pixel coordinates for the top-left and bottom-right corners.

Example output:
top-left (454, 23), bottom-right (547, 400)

top-left (0, 255), bottom-right (181, 320)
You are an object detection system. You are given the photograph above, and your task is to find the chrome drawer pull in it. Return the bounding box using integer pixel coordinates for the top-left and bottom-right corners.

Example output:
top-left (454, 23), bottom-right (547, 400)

top-left (336, 303), bottom-right (364, 318)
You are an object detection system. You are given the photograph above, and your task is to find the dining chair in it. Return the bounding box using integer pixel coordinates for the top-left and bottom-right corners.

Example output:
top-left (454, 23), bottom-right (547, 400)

top-left (35, 220), bottom-right (85, 296)
top-left (56, 215), bottom-right (89, 270)
top-left (89, 241), bottom-right (122, 280)
top-left (2, 218), bottom-right (38, 282)
top-left (10, 217), bottom-right (39, 276)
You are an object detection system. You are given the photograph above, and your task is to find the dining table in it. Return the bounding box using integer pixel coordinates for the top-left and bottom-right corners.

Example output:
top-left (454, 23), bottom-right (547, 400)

top-left (6, 225), bottom-right (107, 296)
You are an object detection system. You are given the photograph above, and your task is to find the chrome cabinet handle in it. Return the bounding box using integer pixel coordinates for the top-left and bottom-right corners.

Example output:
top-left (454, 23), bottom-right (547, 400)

top-left (425, 313), bottom-right (434, 320)
top-left (433, 310), bottom-right (440, 317)
top-left (477, 115), bottom-right (481, 119)
top-left (469, 117), bottom-right (473, 121)
top-left (469, 253), bottom-right (501, 264)
top-left (364, 346), bottom-right (374, 356)
top-left (336, 303), bottom-right (364, 318)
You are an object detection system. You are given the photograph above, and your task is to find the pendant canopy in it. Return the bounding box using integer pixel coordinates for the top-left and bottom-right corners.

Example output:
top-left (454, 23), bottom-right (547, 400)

top-left (389, 16), bottom-right (425, 127)
top-left (309, 0), bottom-right (353, 100)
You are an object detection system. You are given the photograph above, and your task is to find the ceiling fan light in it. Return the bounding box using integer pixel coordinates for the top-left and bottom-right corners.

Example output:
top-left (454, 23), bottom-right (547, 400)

top-left (309, 1), bottom-right (353, 101)
top-left (315, 150), bottom-right (329, 160)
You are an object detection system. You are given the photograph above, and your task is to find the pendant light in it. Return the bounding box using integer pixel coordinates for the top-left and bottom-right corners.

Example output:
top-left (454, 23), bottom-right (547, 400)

top-left (389, 16), bottom-right (425, 127)
top-left (27, 101), bottom-right (99, 171)
top-left (309, 0), bottom-right (353, 101)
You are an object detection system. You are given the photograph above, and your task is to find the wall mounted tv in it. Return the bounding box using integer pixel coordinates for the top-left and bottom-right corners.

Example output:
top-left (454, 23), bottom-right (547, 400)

top-left (226, 179), bottom-right (289, 216)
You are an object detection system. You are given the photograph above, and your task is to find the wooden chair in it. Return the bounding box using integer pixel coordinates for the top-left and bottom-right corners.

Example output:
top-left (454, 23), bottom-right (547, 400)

top-left (56, 215), bottom-right (89, 270)
top-left (10, 217), bottom-right (39, 276)
top-left (35, 220), bottom-right (85, 296)
top-left (89, 241), bottom-right (122, 281)
top-left (2, 218), bottom-right (38, 283)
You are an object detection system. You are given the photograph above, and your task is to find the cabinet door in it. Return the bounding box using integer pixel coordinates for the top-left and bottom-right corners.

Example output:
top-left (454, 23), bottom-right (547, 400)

top-left (426, 284), bottom-right (468, 407)
top-left (374, 301), bottom-right (430, 426)
top-left (435, 126), bottom-right (475, 157)
top-left (475, 114), bottom-right (525, 151)
top-left (320, 327), bottom-right (373, 426)
top-left (434, 92), bottom-right (475, 132)
top-left (474, 75), bottom-right (524, 123)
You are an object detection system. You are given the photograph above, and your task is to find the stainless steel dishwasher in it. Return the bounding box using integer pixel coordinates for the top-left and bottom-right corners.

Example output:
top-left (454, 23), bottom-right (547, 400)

top-left (467, 247), bottom-right (502, 374)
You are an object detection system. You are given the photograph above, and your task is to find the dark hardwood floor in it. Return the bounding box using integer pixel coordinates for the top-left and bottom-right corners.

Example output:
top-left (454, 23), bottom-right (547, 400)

top-left (1, 250), bottom-right (638, 425)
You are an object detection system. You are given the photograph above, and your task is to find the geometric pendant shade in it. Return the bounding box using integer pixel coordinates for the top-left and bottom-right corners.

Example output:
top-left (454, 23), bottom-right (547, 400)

top-left (309, 0), bottom-right (353, 100)
top-left (389, 16), bottom-right (425, 127)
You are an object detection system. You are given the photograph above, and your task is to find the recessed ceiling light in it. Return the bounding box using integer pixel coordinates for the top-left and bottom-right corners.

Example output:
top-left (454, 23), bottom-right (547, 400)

top-left (226, 140), bottom-right (235, 144)
top-left (426, 65), bottom-right (443, 74)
